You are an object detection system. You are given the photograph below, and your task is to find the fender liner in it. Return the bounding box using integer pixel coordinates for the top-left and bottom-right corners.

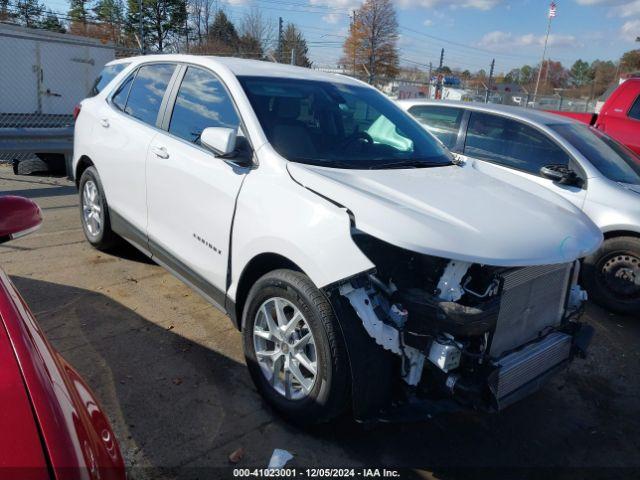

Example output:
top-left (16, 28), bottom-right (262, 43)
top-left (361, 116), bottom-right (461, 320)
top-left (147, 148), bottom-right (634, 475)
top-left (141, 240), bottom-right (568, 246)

top-left (323, 283), bottom-right (396, 421)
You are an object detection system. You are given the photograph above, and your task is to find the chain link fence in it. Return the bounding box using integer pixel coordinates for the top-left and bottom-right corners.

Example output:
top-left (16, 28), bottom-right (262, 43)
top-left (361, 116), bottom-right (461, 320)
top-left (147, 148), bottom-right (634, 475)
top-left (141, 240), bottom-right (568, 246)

top-left (379, 79), bottom-right (599, 113)
top-left (0, 21), bottom-right (138, 174)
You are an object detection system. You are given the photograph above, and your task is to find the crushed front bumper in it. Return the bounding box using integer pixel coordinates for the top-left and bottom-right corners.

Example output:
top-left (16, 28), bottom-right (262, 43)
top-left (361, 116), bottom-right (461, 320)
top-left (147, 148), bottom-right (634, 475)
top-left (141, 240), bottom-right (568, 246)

top-left (372, 322), bottom-right (594, 423)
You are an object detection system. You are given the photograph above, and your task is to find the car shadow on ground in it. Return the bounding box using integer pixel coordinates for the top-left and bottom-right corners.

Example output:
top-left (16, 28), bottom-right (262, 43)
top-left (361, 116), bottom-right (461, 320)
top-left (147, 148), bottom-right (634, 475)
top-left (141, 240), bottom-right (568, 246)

top-left (10, 277), bottom-right (640, 480)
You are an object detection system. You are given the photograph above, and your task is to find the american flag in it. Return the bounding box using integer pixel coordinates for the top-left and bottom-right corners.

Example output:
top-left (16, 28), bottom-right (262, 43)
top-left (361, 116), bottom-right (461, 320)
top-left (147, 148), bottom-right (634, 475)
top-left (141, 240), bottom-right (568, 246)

top-left (549, 1), bottom-right (557, 18)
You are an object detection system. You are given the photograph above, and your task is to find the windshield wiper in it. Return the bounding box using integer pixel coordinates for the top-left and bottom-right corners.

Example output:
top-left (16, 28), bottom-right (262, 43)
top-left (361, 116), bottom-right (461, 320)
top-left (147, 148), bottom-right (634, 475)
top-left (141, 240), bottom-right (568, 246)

top-left (368, 160), bottom-right (453, 170)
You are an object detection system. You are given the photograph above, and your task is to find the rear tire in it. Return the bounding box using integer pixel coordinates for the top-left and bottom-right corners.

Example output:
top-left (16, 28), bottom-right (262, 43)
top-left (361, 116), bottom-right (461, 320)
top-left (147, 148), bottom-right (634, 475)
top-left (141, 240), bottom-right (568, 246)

top-left (79, 166), bottom-right (119, 251)
top-left (242, 269), bottom-right (350, 425)
top-left (583, 236), bottom-right (640, 316)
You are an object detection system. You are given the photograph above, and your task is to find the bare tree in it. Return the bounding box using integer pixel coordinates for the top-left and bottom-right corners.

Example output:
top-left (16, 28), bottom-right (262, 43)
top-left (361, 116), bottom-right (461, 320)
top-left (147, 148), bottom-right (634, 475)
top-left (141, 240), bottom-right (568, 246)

top-left (240, 7), bottom-right (274, 55)
top-left (189, 0), bottom-right (204, 44)
top-left (202, 0), bottom-right (215, 39)
top-left (187, 0), bottom-right (216, 45)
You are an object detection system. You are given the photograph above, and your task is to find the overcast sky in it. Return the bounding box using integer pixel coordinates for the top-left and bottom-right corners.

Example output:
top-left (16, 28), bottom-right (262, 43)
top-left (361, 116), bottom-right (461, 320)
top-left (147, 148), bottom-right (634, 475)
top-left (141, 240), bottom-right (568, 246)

top-left (41, 0), bottom-right (640, 73)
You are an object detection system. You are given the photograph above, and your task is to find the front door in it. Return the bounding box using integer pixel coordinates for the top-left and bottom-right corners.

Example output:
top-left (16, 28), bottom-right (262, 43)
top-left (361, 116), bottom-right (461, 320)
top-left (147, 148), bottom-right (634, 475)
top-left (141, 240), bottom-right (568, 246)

top-left (146, 66), bottom-right (250, 308)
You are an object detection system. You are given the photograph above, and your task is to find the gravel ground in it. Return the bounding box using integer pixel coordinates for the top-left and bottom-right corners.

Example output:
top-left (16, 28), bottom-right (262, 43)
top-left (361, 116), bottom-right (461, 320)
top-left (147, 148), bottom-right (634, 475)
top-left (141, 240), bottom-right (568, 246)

top-left (1, 164), bottom-right (639, 479)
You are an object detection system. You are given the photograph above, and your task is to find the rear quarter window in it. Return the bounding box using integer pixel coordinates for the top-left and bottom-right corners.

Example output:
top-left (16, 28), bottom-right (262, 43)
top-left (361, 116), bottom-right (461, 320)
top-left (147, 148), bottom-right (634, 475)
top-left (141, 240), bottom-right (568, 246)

top-left (89, 63), bottom-right (130, 97)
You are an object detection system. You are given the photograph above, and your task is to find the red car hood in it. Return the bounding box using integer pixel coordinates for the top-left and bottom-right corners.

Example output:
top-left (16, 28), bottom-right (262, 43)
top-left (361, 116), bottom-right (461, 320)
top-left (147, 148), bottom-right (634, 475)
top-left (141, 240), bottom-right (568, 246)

top-left (0, 269), bottom-right (124, 480)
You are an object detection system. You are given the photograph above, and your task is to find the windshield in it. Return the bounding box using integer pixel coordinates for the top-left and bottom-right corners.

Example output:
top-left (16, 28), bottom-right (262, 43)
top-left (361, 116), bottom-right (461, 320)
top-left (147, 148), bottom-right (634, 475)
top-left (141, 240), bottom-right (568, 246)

top-left (550, 123), bottom-right (640, 185)
top-left (238, 76), bottom-right (452, 169)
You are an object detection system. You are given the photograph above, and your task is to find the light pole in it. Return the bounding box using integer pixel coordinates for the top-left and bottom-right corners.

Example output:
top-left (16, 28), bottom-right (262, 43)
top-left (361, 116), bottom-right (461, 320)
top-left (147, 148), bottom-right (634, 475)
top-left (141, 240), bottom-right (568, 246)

top-left (533, 2), bottom-right (556, 104)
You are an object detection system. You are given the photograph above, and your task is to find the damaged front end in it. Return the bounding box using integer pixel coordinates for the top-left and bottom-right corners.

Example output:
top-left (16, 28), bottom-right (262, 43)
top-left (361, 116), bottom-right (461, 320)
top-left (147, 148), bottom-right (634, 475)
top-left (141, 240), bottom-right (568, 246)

top-left (328, 232), bottom-right (593, 421)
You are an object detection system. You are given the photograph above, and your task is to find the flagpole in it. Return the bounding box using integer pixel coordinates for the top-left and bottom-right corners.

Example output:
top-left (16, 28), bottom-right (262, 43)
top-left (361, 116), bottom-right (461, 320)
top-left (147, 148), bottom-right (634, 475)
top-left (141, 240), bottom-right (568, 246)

top-left (533, 9), bottom-right (553, 103)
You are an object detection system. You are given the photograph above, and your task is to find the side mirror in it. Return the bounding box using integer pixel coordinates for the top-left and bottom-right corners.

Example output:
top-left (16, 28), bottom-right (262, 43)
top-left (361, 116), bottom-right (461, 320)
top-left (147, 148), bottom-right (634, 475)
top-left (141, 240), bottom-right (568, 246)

top-left (540, 164), bottom-right (584, 188)
top-left (201, 127), bottom-right (237, 157)
top-left (0, 196), bottom-right (43, 244)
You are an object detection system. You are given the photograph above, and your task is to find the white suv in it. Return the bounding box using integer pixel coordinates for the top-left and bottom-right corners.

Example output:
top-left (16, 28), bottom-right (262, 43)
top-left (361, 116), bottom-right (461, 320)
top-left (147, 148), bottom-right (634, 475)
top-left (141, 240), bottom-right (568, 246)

top-left (74, 55), bottom-right (602, 424)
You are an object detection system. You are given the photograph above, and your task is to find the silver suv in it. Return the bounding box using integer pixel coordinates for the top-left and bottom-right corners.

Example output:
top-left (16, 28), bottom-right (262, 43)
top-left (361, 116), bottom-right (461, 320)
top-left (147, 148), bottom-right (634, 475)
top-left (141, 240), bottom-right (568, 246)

top-left (400, 100), bottom-right (640, 315)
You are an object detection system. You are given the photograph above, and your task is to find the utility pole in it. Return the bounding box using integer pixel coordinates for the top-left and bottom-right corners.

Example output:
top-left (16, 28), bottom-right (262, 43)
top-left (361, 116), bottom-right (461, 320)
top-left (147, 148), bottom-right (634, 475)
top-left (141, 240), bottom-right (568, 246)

top-left (533, 2), bottom-right (556, 103)
top-left (438, 48), bottom-right (444, 72)
top-left (428, 62), bottom-right (433, 98)
top-left (485, 58), bottom-right (495, 103)
top-left (290, 48), bottom-right (295, 65)
top-left (139, 0), bottom-right (144, 54)
top-left (278, 17), bottom-right (284, 63)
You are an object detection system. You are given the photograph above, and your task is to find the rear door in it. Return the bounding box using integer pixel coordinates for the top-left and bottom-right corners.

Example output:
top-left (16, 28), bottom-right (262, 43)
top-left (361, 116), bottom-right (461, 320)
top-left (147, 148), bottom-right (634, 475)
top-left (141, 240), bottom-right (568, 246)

top-left (146, 65), bottom-right (251, 308)
top-left (462, 111), bottom-right (587, 208)
top-left (406, 104), bottom-right (464, 151)
top-left (91, 63), bottom-right (177, 247)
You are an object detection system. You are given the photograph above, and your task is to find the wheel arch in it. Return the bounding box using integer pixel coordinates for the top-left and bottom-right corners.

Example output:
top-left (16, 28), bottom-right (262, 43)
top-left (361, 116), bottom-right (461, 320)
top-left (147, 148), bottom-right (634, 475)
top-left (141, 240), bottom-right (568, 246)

top-left (602, 229), bottom-right (640, 241)
top-left (230, 252), bottom-right (304, 331)
top-left (75, 155), bottom-right (95, 188)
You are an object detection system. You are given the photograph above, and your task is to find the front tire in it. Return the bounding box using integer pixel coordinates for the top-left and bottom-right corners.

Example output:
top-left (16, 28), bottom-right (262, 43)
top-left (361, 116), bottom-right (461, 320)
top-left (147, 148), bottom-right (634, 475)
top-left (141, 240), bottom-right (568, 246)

top-left (583, 236), bottom-right (640, 316)
top-left (242, 269), bottom-right (350, 424)
top-left (79, 166), bottom-right (119, 251)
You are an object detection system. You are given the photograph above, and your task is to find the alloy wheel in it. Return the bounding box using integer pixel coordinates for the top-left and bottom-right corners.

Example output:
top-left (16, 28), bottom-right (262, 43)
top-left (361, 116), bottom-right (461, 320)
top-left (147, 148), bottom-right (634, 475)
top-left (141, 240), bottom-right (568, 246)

top-left (253, 297), bottom-right (318, 400)
top-left (82, 180), bottom-right (103, 236)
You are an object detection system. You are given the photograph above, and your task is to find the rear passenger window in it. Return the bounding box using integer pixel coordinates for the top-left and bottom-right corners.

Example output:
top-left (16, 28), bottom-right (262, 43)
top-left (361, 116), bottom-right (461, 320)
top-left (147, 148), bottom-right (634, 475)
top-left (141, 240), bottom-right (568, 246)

top-left (629, 95), bottom-right (640, 121)
top-left (408, 105), bottom-right (463, 149)
top-left (168, 67), bottom-right (240, 144)
top-left (464, 112), bottom-right (571, 175)
top-left (124, 64), bottom-right (176, 126)
top-left (89, 63), bottom-right (129, 97)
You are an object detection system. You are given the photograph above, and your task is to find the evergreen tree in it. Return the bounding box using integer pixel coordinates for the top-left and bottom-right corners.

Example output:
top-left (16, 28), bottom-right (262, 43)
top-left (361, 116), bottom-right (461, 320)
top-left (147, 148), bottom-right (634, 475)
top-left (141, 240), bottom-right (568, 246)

top-left (127, 0), bottom-right (186, 52)
top-left (281, 23), bottom-right (310, 67)
top-left (94, 0), bottom-right (124, 43)
top-left (570, 59), bottom-right (591, 87)
top-left (208, 10), bottom-right (238, 49)
top-left (67, 0), bottom-right (91, 35)
top-left (68, 0), bottom-right (89, 23)
top-left (39, 9), bottom-right (66, 32)
top-left (0, 0), bottom-right (15, 22)
top-left (15, 0), bottom-right (44, 27)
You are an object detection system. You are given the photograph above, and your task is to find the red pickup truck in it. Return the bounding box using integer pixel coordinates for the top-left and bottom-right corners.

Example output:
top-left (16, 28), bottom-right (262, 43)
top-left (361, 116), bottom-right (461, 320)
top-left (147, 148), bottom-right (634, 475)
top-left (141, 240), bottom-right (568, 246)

top-left (550, 78), bottom-right (640, 154)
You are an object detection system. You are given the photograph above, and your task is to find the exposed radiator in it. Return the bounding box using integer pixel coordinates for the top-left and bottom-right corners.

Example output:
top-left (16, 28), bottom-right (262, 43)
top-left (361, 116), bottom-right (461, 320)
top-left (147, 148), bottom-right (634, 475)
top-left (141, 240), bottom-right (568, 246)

top-left (489, 332), bottom-right (572, 400)
top-left (489, 263), bottom-right (572, 357)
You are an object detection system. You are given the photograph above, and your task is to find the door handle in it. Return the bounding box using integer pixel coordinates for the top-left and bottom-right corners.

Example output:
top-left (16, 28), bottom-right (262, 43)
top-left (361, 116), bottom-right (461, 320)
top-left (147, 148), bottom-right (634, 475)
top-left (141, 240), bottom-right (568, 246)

top-left (100, 118), bottom-right (109, 128)
top-left (152, 145), bottom-right (169, 159)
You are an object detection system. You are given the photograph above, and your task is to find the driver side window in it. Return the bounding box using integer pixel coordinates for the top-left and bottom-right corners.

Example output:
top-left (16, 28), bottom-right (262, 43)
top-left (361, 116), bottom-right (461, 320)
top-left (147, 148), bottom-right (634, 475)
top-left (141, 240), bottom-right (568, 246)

top-left (464, 112), bottom-right (571, 175)
top-left (168, 67), bottom-right (240, 145)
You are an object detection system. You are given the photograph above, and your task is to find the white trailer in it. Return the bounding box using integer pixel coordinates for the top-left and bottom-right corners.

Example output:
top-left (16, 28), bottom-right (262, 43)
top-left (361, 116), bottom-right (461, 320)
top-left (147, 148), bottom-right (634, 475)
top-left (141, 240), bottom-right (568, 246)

top-left (0, 23), bottom-right (115, 117)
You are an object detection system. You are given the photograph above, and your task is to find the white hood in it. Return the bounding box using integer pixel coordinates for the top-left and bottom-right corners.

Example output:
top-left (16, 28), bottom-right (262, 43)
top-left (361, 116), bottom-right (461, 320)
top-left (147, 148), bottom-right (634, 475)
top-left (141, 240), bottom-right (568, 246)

top-left (287, 162), bottom-right (603, 267)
